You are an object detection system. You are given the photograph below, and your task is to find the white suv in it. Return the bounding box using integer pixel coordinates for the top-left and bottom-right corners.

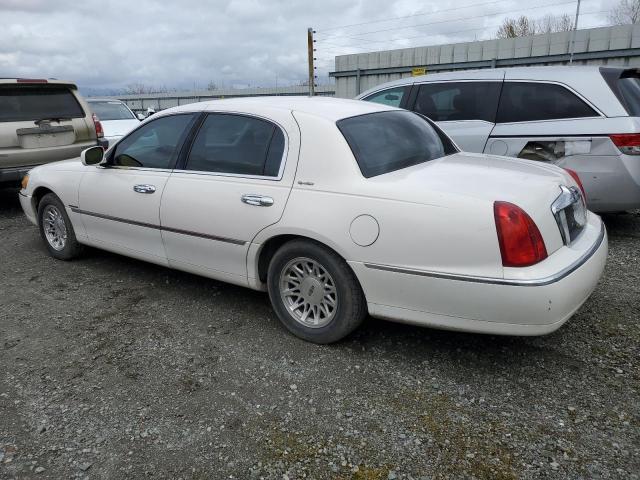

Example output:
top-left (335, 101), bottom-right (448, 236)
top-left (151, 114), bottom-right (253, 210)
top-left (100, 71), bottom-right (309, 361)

top-left (358, 66), bottom-right (640, 212)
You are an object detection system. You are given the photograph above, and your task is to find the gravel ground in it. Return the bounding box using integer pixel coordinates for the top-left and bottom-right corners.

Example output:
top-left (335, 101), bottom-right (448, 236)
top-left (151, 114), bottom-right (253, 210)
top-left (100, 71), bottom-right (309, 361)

top-left (0, 187), bottom-right (638, 480)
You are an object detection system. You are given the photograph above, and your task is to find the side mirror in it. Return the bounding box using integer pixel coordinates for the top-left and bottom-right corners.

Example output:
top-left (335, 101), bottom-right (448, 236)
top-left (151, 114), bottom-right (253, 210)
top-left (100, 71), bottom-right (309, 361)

top-left (137, 113), bottom-right (145, 121)
top-left (81, 146), bottom-right (104, 166)
top-left (384, 94), bottom-right (399, 101)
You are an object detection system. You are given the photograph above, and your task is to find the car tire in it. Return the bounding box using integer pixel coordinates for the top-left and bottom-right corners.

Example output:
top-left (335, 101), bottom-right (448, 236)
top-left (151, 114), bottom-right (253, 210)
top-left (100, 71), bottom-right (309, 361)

top-left (37, 193), bottom-right (83, 260)
top-left (267, 239), bottom-right (367, 344)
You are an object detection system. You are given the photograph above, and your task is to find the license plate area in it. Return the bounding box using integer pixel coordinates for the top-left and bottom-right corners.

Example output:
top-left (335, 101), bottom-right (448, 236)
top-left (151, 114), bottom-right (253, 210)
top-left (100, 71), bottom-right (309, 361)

top-left (16, 124), bottom-right (75, 149)
top-left (551, 186), bottom-right (586, 245)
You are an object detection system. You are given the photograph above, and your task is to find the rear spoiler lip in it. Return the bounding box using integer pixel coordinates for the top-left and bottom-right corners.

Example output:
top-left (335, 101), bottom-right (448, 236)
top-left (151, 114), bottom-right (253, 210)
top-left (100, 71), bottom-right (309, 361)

top-left (0, 79), bottom-right (78, 89)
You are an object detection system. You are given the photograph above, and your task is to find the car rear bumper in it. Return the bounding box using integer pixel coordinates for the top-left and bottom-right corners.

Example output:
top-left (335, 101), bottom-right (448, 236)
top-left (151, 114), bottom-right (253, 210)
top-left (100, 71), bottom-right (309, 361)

top-left (0, 165), bottom-right (32, 185)
top-left (349, 220), bottom-right (608, 336)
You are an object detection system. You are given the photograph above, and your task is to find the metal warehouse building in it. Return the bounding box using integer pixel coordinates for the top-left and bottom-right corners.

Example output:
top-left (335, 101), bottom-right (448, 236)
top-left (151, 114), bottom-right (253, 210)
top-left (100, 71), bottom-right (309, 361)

top-left (330, 25), bottom-right (640, 98)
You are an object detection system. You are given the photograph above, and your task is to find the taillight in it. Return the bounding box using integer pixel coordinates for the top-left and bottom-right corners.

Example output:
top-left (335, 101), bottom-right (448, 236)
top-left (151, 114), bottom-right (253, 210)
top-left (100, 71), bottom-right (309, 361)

top-left (563, 168), bottom-right (586, 200)
top-left (494, 201), bottom-right (548, 267)
top-left (610, 133), bottom-right (640, 155)
top-left (92, 113), bottom-right (104, 138)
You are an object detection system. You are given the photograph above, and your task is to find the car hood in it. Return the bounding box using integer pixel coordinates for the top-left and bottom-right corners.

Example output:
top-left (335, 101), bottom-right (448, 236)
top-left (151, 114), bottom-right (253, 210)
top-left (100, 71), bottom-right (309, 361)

top-left (100, 119), bottom-right (140, 138)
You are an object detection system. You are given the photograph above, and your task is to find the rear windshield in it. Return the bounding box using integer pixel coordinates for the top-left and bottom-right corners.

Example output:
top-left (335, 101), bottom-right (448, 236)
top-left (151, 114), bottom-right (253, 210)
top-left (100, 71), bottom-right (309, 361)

top-left (600, 67), bottom-right (640, 116)
top-left (89, 100), bottom-right (135, 120)
top-left (0, 85), bottom-right (85, 123)
top-left (337, 110), bottom-right (456, 178)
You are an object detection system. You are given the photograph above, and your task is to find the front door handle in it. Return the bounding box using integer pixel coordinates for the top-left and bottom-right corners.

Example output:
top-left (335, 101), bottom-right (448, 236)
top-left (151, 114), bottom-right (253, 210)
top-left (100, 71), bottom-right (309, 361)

top-left (241, 194), bottom-right (274, 207)
top-left (133, 184), bottom-right (156, 194)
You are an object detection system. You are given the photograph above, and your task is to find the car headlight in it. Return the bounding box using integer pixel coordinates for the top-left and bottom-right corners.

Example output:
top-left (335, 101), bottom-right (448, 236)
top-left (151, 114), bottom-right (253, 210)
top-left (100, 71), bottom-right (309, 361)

top-left (21, 174), bottom-right (29, 190)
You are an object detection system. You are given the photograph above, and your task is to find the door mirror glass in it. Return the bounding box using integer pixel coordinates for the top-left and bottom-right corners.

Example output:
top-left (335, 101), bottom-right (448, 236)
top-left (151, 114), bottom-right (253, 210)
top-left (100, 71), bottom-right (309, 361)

top-left (81, 146), bottom-right (104, 166)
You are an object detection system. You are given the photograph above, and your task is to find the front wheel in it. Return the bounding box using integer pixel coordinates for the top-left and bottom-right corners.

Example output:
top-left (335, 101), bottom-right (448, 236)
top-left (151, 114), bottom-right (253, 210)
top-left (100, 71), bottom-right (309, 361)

top-left (267, 239), bottom-right (367, 344)
top-left (37, 193), bottom-right (83, 260)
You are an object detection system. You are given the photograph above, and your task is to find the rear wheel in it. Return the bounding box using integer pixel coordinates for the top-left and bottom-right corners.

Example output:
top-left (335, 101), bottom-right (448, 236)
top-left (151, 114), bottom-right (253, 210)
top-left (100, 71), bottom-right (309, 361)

top-left (37, 193), bottom-right (83, 260)
top-left (267, 239), bottom-right (367, 343)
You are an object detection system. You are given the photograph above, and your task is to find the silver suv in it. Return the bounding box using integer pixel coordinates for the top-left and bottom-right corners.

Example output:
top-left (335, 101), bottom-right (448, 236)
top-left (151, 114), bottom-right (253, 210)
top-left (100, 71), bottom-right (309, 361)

top-left (358, 66), bottom-right (640, 212)
top-left (0, 78), bottom-right (104, 186)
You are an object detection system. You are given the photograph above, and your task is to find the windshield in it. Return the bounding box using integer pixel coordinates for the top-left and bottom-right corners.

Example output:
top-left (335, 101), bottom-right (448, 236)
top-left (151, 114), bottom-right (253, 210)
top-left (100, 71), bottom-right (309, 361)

top-left (89, 101), bottom-right (135, 120)
top-left (337, 110), bottom-right (456, 178)
top-left (0, 86), bottom-right (84, 123)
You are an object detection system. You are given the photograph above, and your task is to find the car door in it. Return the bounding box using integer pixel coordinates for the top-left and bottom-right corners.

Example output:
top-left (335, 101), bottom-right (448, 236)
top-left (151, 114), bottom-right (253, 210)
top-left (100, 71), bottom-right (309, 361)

top-left (160, 111), bottom-right (299, 286)
top-left (77, 113), bottom-right (197, 265)
top-left (484, 81), bottom-right (604, 198)
top-left (409, 81), bottom-right (503, 152)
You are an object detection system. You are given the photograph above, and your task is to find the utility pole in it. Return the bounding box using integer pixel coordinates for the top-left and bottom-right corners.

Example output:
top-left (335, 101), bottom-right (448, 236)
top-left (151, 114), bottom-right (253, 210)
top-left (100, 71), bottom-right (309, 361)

top-left (569, 0), bottom-right (581, 65)
top-left (307, 27), bottom-right (315, 96)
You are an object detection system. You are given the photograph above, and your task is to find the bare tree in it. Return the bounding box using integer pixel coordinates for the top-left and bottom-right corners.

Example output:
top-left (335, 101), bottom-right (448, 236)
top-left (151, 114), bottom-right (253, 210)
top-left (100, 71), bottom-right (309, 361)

top-left (496, 13), bottom-right (574, 38)
top-left (124, 83), bottom-right (170, 95)
top-left (609, 0), bottom-right (640, 24)
top-left (206, 80), bottom-right (218, 91)
top-left (535, 13), bottom-right (574, 34)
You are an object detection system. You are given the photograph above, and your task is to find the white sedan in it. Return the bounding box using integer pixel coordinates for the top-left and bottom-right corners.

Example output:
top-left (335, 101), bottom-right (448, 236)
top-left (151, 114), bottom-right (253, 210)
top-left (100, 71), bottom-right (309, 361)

top-left (19, 97), bottom-right (607, 343)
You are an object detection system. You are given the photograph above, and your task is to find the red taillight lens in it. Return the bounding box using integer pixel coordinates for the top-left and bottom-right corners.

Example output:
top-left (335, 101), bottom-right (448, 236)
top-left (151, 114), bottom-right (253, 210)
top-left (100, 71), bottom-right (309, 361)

top-left (563, 168), bottom-right (586, 200)
top-left (92, 113), bottom-right (104, 138)
top-left (494, 201), bottom-right (548, 268)
top-left (610, 133), bottom-right (640, 155)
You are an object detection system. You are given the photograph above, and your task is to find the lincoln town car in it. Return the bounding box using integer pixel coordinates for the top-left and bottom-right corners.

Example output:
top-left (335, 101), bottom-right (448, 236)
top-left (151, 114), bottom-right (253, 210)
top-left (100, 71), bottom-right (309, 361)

top-left (19, 97), bottom-right (607, 343)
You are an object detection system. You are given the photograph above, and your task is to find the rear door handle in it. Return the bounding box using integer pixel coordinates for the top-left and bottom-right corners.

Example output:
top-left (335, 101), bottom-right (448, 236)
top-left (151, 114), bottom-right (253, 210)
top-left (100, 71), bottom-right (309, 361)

top-left (241, 194), bottom-right (274, 207)
top-left (133, 184), bottom-right (156, 194)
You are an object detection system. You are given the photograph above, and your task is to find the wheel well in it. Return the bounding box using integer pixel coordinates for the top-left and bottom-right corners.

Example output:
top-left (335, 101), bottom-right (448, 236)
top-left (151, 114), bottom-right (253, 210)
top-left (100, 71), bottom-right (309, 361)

top-left (257, 234), bottom-right (346, 283)
top-left (32, 187), bottom-right (54, 212)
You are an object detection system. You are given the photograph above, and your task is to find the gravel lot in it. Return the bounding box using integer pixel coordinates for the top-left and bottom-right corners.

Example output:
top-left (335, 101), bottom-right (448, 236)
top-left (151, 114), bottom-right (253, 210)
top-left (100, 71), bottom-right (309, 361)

top-left (0, 187), bottom-right (638, 480)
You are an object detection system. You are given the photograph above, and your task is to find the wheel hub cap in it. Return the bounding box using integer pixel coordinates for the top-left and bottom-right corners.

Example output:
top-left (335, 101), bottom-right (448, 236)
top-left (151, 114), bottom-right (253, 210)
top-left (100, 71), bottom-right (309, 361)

top-left (279, 257), bottom-right (338, 328)
top-left (43, 205), bottom-right (67, 251)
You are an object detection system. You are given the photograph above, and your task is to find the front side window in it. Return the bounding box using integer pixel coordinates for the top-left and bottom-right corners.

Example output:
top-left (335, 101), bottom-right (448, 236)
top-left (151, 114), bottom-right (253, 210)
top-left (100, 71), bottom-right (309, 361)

top-left (185, 113), bottom-right (285, 176)
top-left (337, 110), bottom-right (456, 178)
top-left (496, 82), bottom-right (598, 123)
top-left (89, 101), bottom-right (135, 120)
top-left (413, 82), bottom-right (501, 122)
top-left (363, 86), bottom-right (410, 108)
top-left (112, 114), bottom-right (195, 169)
top-left (0, 86), bottom-right (84, 122)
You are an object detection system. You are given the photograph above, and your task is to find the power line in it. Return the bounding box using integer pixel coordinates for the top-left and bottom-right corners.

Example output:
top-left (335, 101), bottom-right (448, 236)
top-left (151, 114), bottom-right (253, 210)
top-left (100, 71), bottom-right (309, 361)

top-left (316, 0), bottom-right (512, 33)
top-left (317, 0), bottom-right (584, 42)
top-left (316, 10), bottom-right (609, 51)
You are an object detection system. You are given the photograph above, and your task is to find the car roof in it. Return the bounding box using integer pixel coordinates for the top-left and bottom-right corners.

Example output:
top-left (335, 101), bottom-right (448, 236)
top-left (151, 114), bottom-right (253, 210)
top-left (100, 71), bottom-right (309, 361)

top-left (164, 96), bottom-right (398, 121)
top-left (358, 66), bottom-right (617, 94)
top-left (86, 98), bottom-right (126, 103)
top-left (0, 78), bottom-right (77, 88)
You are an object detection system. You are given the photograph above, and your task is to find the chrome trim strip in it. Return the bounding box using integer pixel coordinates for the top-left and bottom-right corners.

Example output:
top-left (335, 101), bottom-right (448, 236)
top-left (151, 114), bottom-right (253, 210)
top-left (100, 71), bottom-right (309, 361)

top-left (363, 223), bottom-right (605, 287)
top-left (70, 207), bottom-right (246, 246)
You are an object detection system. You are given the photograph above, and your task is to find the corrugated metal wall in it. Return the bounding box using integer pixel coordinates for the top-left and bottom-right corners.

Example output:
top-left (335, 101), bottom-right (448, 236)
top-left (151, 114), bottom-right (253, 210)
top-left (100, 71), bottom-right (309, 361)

top-left (331, 25), bottom-right (640, 98)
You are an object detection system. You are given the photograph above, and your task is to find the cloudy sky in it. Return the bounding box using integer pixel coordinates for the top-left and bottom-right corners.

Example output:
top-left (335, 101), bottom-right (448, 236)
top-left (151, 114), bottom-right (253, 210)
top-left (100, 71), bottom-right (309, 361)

top-left (1, 0), bottom-right (613, 93)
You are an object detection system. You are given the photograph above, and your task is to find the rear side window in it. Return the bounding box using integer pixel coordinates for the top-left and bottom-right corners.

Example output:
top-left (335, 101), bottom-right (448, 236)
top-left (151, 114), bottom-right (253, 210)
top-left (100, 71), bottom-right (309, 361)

top-left (0, 86), bottom-right (85, 122)
top-left (337, 110), bottom-right (456, 178)
top-left (601, 68), bottom-right (640, 116)
top-left (186, 113), bottom-right (285, 176)
top-left (363, 86), bottom-right (410, 108)
top-left (413, 82), bottom-right (501, 122)
top-left (496, 82), bottom-right (598, 123)
top-left (89, 101), bottom-right (135, 120)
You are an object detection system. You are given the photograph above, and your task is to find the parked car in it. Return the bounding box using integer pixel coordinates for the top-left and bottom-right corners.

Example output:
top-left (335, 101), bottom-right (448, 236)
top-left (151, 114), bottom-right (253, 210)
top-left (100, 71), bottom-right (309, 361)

top-left (19, 97), bottom-right (607, 343)
top-left (87, 98), bottom-right (140, 146)
top-left (358, 66), bottom-right (640, 213)
top-left (0, 78), bottom-right (105, 187)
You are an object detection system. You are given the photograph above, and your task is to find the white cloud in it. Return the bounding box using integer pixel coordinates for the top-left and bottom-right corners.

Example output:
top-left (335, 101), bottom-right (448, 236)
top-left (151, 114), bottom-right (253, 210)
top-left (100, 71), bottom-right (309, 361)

top-left (0, 0), bottom-right (612, 92)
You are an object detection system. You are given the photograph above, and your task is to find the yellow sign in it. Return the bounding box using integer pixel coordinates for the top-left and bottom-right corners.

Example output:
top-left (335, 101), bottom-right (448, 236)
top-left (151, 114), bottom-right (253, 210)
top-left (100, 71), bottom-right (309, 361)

top-left (411, 67), bottom-right (427, 76)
